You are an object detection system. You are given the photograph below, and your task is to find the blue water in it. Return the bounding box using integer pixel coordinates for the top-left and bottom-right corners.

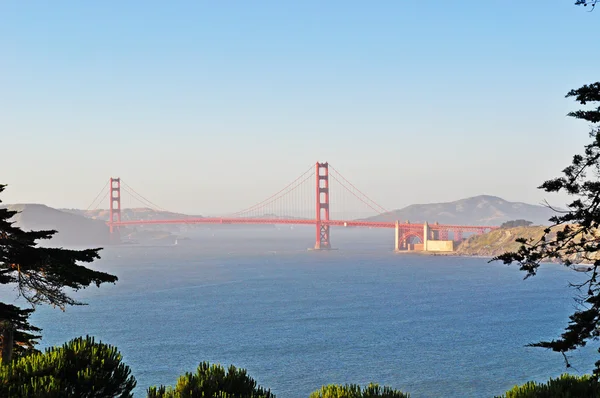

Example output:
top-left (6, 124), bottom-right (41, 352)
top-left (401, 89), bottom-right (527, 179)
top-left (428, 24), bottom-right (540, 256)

top-left (6, 228), bottom-right (599, 397)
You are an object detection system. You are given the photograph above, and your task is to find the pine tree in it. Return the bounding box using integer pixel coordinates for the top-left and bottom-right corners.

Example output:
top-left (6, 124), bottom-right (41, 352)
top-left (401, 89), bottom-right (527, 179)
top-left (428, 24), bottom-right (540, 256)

top-left (0, 303), bottom-right (41, 361)
top-left (0, 335), bottom-right (136, 397)
top-left (147, 362), bottom-right (274, 398)
top-left (494, 82), bottom-right (600, 374)
top-left (575, 1), bottom-right (599, 10)
top-left (0, 184), bottom-right (118, 362)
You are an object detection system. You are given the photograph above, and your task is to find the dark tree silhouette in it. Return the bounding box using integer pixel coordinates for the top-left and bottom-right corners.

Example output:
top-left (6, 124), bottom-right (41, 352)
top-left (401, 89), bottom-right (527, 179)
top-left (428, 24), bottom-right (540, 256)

top-left (0, 304), bottom-right (40, 361)
top-left (576, 0), bottom-right (599, 9)
top-left (0, 184), bottom-right (118, 362)
top-left (493, 82), bottom-right (600, 374)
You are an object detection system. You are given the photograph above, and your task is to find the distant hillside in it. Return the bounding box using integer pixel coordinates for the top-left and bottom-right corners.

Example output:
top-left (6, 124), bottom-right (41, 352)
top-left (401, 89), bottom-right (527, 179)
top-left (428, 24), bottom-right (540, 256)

top-left (455, 226), bottom-right (546, 257)
top-left (62, 207), bottom-right (202, 222)
top-left (63, 208), bottom-right (278, 230)
top-left (63, 208), bottom-right (302, 222)
top-left (3, 204), bottom-right (111, 247)
top-left (365, 195), bottom-right (557, 226)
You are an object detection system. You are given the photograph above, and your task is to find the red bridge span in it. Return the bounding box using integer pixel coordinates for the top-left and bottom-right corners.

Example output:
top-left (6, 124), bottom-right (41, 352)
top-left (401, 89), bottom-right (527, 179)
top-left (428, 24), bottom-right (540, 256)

top-left (89, 162), bottom-right (497, 251)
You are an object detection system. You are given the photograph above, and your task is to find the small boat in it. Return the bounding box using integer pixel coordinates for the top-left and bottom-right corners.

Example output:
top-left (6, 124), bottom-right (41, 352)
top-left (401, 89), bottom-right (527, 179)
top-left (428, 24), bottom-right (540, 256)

top-left (574, 265), bottom-right (594, 272)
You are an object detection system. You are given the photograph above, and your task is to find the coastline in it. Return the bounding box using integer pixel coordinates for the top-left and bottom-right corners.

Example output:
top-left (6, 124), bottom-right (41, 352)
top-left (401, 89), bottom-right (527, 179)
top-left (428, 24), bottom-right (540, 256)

top-left (395, 250), bottom-right (495, 261)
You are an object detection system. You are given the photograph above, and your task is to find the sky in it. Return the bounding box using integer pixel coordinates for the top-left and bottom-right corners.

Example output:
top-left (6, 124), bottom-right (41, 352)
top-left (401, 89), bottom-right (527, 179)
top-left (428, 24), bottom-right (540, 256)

top-left (1, 1), bottom-right (599, 215)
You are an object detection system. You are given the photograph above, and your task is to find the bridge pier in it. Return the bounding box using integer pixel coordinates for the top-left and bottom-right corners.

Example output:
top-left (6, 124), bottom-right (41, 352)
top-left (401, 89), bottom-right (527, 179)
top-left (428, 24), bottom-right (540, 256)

top-left (108, 225), bottom-right (121, 244)
top-left (394, 221), bottom-right (399, 251)
top-left (454, 230), bottom-right (463, 242)
top-left (394, 221), bottom-right (411, 252)
top-left (314, 223), bottom-right (331, 250)
top-left (395, 221), bottom-right (457, 252)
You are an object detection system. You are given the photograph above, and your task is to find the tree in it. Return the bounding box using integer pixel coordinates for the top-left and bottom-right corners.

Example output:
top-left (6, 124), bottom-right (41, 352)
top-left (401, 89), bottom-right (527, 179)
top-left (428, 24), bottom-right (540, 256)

top-left (147, 362), bottom-right (275, 398)
top-left (0, 184), bottom-right (118, 362)
top-left (500, 220), bottom-right (534, 229)
top-left (0, 335), bottom-right (136, 397)
top-left (0, 303), bottom-right (40, 361)
top-left (493, 82), bottom-right (600, 374)
top-left (576, 1), bottom-right (599, 10)
top-left (309, 383), bottom-right (410, 398)
top-left (496, 374), bottom-right (598, 398)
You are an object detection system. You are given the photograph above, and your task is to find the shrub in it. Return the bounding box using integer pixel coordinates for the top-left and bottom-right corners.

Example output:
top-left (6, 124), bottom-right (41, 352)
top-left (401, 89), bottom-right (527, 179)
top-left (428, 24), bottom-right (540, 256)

top-left (500, 219), bottom-right (533, 229)
top-left (497, 373), bottom-right (600, 397)
top-left (309, 383), bottom-right (410, 398)
top-left (0, 335), bottom-right (136, 397)
top-left (147, 361), bottom-right (274, 398)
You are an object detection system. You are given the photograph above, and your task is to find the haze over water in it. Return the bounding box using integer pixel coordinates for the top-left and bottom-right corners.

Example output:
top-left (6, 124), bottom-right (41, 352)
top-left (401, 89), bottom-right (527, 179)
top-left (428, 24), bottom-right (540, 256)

top-left (10, 228), bottom-right (597, 397)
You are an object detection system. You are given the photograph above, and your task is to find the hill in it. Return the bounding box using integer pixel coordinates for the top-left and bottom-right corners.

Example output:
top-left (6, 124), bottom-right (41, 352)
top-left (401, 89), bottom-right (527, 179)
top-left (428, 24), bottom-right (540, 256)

top-left (366, 195), bottom-right (557, 226)
top-left (63, 208), bottom-right (278, 230)
top-left (62, 208), bottom-right (201, 222)
top-left (63, 208), bottom-right (299, 222)
top-left (455, 225), bottom-right (599, 265)
top-left (455, 226), bottom-right (546, 257)
top-left (3, 204), bottom-right (111, 247)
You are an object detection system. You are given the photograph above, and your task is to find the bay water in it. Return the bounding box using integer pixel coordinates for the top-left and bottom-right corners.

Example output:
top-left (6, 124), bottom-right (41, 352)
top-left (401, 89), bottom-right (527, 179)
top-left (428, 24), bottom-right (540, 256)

top-left (8, 227), bottom-right (599, 397)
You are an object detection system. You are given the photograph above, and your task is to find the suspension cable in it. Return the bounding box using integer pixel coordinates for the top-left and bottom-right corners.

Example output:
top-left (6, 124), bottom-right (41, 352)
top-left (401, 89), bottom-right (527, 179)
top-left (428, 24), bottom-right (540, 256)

top-left (86, 179), bottom-right (110, 210)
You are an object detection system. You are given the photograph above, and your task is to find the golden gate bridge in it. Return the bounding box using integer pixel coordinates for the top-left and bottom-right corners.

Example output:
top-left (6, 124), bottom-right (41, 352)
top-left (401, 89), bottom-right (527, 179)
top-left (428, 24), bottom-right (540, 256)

top-left (87, 162), bottom-right (498, 251)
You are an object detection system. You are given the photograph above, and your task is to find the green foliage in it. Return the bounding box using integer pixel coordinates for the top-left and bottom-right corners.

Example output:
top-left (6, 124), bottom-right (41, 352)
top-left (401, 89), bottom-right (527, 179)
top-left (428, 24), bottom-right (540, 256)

top-left (492, 81), bottom-right (600, 374)
top-left (497, 374), bottom-right (600, 397)
top-left (0, 303), bottom-right (41, 359)
top-left (0, 335), bottom-right (136, 397)
top-left (500, 220), bottom-right (533, 229)
top-left (0, 184), bottom-right (118, 360)
top-left (309, 383), bottom-right (409, 398)
top-left (0, 185), bottom-right (117, 309)
top-left (147, 361), bottom-right (274, 398)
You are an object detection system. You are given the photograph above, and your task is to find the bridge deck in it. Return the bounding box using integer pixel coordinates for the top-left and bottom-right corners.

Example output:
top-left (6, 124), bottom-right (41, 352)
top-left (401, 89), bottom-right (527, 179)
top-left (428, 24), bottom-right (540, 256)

top-left (107, 218), bottom-right (497, 232)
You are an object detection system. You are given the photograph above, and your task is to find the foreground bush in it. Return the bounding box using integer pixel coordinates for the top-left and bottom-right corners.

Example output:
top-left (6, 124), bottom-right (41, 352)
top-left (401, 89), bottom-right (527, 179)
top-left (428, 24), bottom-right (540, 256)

top-left (497, 373), bottom-right (600, 398)
top-left (0, 335), bottom-right (136, 397)
top-left (147, 361), bottom-right (274, 398)
top-left (9, 336), bottom-right (600, 398)
top-left (309, 383), bottom-right (409, 398)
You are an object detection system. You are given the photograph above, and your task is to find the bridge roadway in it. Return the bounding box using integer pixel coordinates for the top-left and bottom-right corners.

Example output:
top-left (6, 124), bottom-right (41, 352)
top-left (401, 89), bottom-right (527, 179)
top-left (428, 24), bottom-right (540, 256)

top-left (106, 217), bottom-right (496, 233)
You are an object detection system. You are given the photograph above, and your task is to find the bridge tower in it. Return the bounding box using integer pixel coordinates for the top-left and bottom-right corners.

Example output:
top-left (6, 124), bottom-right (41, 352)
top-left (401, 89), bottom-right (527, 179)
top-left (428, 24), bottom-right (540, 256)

top-left (314, 162), bottom-right (331, 250)
top-left (109, 177), bottom-right (121, 234)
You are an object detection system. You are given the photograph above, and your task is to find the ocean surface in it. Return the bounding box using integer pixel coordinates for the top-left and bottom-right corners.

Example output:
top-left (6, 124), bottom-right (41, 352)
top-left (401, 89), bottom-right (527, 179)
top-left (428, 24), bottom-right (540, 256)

top-left (5, 227), bottom-right (599, 397)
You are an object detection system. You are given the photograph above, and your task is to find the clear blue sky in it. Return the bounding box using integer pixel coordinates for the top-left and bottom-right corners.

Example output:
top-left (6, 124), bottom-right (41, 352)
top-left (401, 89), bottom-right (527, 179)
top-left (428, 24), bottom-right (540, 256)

top-left (1, 1), bottom-right (598, 215)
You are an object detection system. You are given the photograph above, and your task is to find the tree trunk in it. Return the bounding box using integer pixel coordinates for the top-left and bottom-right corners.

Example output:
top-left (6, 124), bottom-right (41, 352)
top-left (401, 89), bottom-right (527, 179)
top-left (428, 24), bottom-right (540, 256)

top-left (1, 322), bottom-right (13, 363)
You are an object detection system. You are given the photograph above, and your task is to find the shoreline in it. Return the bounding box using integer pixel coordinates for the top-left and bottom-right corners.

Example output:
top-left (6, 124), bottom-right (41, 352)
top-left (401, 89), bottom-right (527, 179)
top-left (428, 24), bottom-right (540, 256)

top-left (394, 250), bottom-right (494, 260)
top-left (394, 250), bottom-right (575, 266)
